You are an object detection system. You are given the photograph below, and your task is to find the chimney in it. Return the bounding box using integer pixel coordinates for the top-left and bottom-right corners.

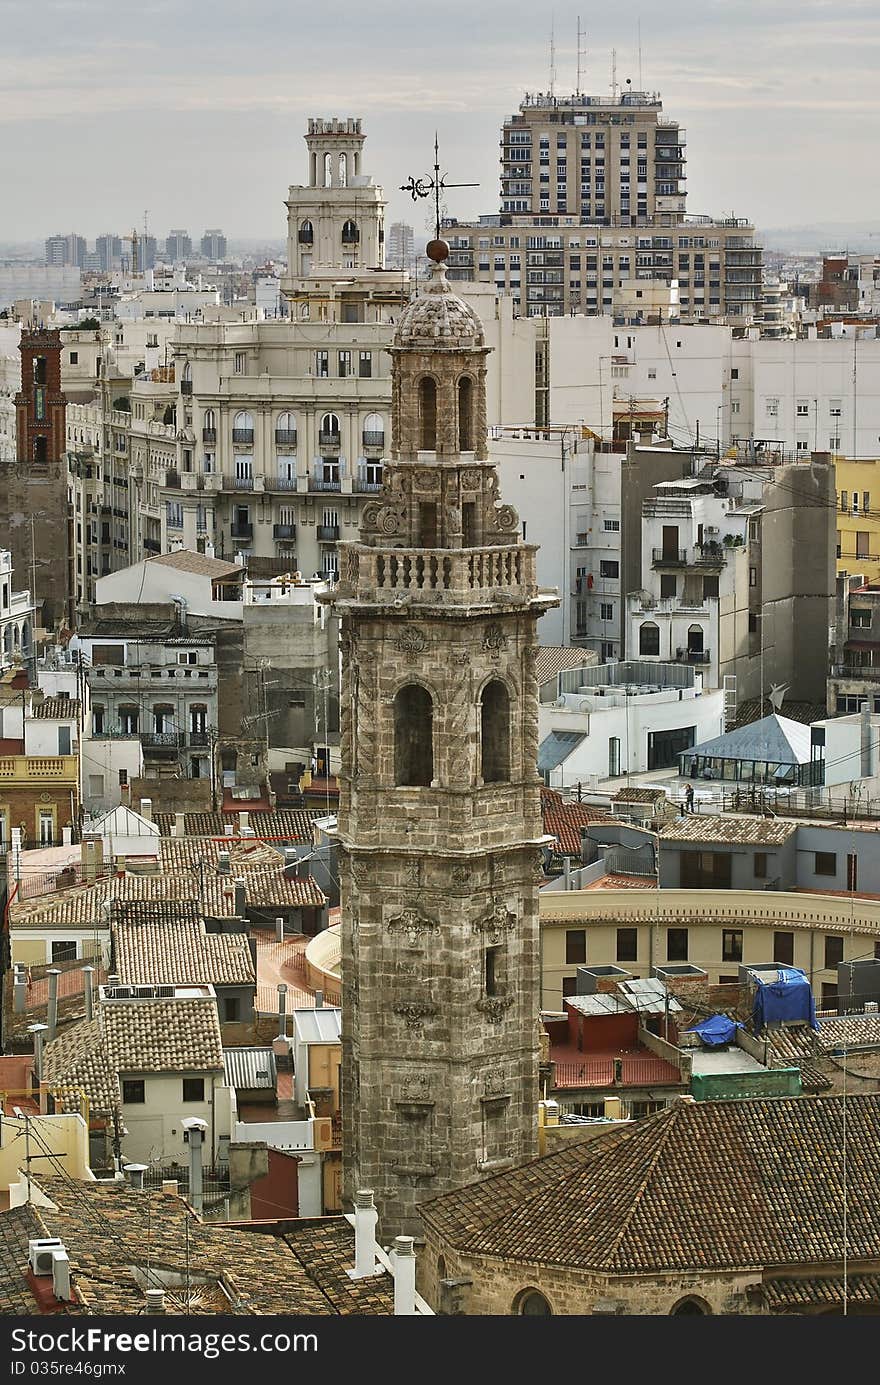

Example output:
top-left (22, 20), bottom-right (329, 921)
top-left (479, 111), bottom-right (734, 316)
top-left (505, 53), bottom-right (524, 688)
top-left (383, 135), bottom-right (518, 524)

top-left (161, 1180), bottom-right (179, 1196)
top-left (46, 969), bottom-right (61, 1043)
top-left (277, 982), bottom-right (288, 1037)
top-left (283, 847), bottom-right (298, 871)
top-left (83, 966), bottom-right (95, 1022)
top-left (82, 839), bottom-right (97, 882)
top-left (139, 797), bottom-right (153, 823)
top-left (542, 1099), bottom-right (560, 1127)
top-left (204, 540), bottom-right (215, 560)
top-left (237, 810), bottom-right (249, 834)
top-left (217, 850), bottom-right (231, 876)
top-left (233, 877), bottom-right (246, 916)
top-left (275, 916), bottom-right (284, 942)
top-left (181, 1118), bottom-right (208, 1213)
top-left (51, 1249), bottom-right (72, 1302)
top-left (392, 1236), bottom-right (417, 1316)
top-left (173, 812), bottom-right (186, 837)
top-left (314, 989), bottom-right (324, 1009)
top-left (28, 1023), bottom-right (49, 1083)
top-left (13, 964), bottom-right (27, 1015)
top-left (145, 1288), bottom-right (166, 1314)
top-left (124, 1163), bottom-right (147, 1190)
top-left (349, 1190), bottom-right (379, 1279)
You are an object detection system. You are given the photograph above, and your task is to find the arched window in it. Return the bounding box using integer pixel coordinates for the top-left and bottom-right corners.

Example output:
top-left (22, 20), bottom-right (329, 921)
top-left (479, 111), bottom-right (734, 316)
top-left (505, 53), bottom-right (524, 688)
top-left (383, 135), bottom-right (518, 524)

top-left (458, 376), bottom-right (474, 451)
top-left (182, 362), bottom-right (192, 382)
top-left (298, 220), bottom-right (314, 245)
top-left (437, 1256), bottom-right (447, 1284)
top-left (513, 1289), bottom-right (552, 1316)
top-left (363, 412), bottom-right (384, 447)
top-left (670, 1297), bottom-right (711, 1316)
top-left (338, 152), bottom-right (348, 187)
top-left (11, 625), bottom-right (19, 648)
top-left (393, 685), bottom-right (433, 787)
top-left (203, 408), bottom-right (216, 432)
top-left (20, 621), bottom-right (30, 652)
top-left (419, 377), bottom-right (437, 450)
top-left (687, 623), bottom-right (704, 655)
top-left (323, 153), bottom-right (332, 187)
top-left (233, 410), bottom-right (254, 443)
top-left (276, 411), bottom-right (297, 446)
top-left (480, 680), bottom-right (510, 783)
top-left (639, 621), bottom-right (660, 656)
top-left (320, 412), bottom-right (340, 442)
top-left (342, 219), bottom-right (359, 245)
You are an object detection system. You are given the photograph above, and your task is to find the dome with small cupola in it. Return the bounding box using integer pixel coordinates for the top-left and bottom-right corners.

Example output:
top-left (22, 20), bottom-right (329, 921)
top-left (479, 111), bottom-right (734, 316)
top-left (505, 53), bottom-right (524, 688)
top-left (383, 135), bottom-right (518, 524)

top-left (392, 239), bottom-right (485, 352)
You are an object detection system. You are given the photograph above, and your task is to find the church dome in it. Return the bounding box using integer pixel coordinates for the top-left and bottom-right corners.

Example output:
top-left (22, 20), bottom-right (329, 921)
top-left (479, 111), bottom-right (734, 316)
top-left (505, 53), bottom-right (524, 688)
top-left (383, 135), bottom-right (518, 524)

top-left (393, 243), bottom-right (485, 352)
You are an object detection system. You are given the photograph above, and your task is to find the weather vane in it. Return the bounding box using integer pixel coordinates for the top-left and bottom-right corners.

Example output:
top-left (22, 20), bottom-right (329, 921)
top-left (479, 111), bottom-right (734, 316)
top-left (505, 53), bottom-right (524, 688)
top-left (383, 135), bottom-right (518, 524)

top-left (400, 134), bottom-right (478, 241)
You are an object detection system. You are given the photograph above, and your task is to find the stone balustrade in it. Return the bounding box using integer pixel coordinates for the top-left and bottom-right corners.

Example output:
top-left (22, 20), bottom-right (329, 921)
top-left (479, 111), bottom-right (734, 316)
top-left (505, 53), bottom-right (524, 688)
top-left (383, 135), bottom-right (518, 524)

top-left (338, 543), bottom-right (538, 605)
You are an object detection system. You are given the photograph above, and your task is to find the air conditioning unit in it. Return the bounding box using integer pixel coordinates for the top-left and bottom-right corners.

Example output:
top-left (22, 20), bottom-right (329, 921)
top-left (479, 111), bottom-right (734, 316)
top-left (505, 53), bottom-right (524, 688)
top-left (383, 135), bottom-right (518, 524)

top-left (706, 526), bottom-right (719, 534)
top-left (134, 986), bottom-right (155, 998)
top-left (156, 984), bottom-right (175, 999)
top-left (106, 985), bottom-right (133, 999)
top-left (29, 1240), bottom-right (63, 1276)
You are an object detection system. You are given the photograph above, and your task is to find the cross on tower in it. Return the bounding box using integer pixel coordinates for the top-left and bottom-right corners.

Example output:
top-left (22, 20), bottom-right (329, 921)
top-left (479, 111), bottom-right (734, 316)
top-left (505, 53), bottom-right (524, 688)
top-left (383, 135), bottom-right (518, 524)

top-left (400, 134), bottom-right (478, 240)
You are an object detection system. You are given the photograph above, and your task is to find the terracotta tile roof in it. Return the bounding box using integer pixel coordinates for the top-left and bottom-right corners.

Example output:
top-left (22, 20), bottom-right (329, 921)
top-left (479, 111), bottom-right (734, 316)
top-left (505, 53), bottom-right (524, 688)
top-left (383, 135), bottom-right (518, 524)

top-left (659, 814), bottom-right (799, 845)
top-left (30, 698), bottom-right (80, 719)
top-left (820, 1014), bottom-right (880, 1050)
top-left (421, 1094), bottom-right (880, 1273)
top-left (3, 1182), bottom-right (396, 1315)
top-left (0, 1206), bottom-right (45, 1315)
top-left (542, 803), bottom-right (611, 856)
top-left (147, 549), bottom-right (243, 579)
top-left (583, 873), bottom-right (658, 890)
top-left (153, 810), bottom-right (320, 840)
top-left (113, 917), bottom-right (255, 987)
top-left (761, 1274), bottom-right (880, 1312)
top-left (101, 997), bottom-right (223, 1073)
top-left (535, 646), bottom-right (597, 685)
top-left (613, 786), bottom-right (669, 804)
top-left (42, 1018), bottom-right (121, 1117)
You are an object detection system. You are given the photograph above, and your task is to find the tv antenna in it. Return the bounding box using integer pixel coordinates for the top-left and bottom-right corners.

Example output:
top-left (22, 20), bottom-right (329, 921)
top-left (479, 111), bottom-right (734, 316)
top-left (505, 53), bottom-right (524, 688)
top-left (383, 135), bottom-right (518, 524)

top-left (549, 13), bottom-right (556, 98)
top-left (576, 16), bottom-right (586, 95)
top-left (638, 17), bottom-right (643, 89)
top-left (611, 48), bottom-right (618, 102)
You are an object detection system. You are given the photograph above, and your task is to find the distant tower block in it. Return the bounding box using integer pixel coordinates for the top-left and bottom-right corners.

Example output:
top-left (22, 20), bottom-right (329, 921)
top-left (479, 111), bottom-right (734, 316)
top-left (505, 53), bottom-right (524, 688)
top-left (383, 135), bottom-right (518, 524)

top-left (327, 242), bottom-right (559, 1239)
top-left (283, 117), bottom-right (386, 286)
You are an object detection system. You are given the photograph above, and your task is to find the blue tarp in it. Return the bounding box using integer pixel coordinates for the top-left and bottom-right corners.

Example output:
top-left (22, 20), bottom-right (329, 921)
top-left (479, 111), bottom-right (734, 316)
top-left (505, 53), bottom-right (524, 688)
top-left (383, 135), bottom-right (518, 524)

top-left (687, 1014), bottom-right (742, 1047)
top-left (752, 967), bottom-right (819, 1034)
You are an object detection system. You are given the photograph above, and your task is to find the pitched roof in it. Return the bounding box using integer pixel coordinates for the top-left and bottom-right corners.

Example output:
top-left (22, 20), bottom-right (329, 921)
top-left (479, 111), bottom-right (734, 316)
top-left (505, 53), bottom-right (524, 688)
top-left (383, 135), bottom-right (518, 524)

top-left (30, 698), bottom-right (79, 719)
top-left (535, 646), bottom-right (597, 685)
top-left (0, 1206), bottom-right (46, 1316)
top-left (12, 1181), bottom-right (394, 1315)
top-left (542, 801), bottom-right (610, 856)
top-left (658, 813), bottom-right (798, 846)
top-left (421, 1094), bottom-right (880, 1274)
top-left (88, 804), bottom-right (160, 838)
top-left (101, 996), bottom-right (223, 1073)
top-left (685, 713), bottom-right (812, 766)
top-left (42, 1018), bottom-right (121, 1117)
top-left (147, 549), bottom-right (243, 579)
top-left (537, 730), bottom-right (586, 773)
top-left (112, 916), bottom-right (255, 987)
top-left (153, 809), bottom-right (319, 840)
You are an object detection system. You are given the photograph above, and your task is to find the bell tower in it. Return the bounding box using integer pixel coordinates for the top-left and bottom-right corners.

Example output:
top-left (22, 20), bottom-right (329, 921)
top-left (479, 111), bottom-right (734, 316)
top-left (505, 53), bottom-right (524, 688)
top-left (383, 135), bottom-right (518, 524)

top-left (283, 117), bottom-right (385, 283)
top-left (330, 242), bottom-right (558, 1238)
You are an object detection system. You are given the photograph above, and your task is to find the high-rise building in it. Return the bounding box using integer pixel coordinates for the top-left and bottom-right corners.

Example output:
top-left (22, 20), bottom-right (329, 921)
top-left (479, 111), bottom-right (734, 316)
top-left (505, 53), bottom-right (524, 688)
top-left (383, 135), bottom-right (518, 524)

top-left (165, 229), bottom-right (193, 261)
top-left (45, 234), bottom-right (87, 269)
top-left (330, 240), bottom-right (557, 1239)
top-left (200, 229), bottom-right (228, 261)
top-left (447, 89), bottom-right (762, 323)
top-left (386, 221), bottom-right (415, 270)
top-left (95, 234), bottom-right (123, 272)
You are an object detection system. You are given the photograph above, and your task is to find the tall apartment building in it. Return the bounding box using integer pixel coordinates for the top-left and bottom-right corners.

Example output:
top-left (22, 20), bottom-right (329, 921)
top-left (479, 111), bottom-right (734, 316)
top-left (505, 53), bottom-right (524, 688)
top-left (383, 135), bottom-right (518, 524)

top-left (45, 234), bottom-right (87, 269)
top-left (447, 90), bottom-right (761, 323)
top-left (165, 229), bottom-right (193, 262)
top-left (201, 229), bottom-right (228, 261)
top-left (95, 234), bottom-right (123, 272)
top-left (386, 221), bottom-right (415, 270)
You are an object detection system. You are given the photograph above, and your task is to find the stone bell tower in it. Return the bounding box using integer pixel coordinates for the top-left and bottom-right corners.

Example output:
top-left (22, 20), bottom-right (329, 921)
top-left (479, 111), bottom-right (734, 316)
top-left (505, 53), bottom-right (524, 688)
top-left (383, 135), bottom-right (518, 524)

top-left (330, 241), bottom-right (558, 1238)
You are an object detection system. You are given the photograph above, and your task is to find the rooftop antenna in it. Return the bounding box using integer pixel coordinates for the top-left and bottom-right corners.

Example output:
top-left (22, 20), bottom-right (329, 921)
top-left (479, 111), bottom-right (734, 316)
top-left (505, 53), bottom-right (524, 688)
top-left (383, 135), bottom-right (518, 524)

top-left (549, 14), bottom-right (556, 99)
top-left (638, 18), bottom-right (643, 89)
top-left (611, 48), bottom-right (618, 102)
top-left (576, 16), bottom-right (586, 95)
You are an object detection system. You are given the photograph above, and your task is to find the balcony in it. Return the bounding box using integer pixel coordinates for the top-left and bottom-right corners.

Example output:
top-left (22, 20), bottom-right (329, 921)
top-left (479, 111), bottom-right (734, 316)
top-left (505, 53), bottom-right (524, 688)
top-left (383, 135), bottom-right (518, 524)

top-left (141, 732), bottom-right (185, 751)
top-left (675, 648), bottom-right (711, 665)
top-left (317, 524), bottom-right (340, 541)
top-left (202, 427), bottom-right (216, 445)
top-left (353, 478), bottom-right (382, 493)
top-left (231, 522), bottom-right (253, 540)
top-left (832, 664), bottom-right (880, 682)
top-left (0, 755), bottom-right (79, 784)
top-left (227, 475), bottom-right (254, 491)
top-left (273, 523), bottom-right (296, 541)
top-left (310, 476), bottom-right (341, 493)
top-left (318, 431), bottom-right (341, 449)
top-left (691, 543), bottom-right (725, 567)
top-left (165, 470), bottom-right (180, 489)
top-left (652, 548), bottom-right (688, 567)
top-left (268, 475), bottom-right (299, 491)
top-left (362, 430), bottom-right (385, 449)
top-left (232, 429), bottom-right (254, 446)
top-left (189, 730), bottom-right (209, 747)
top-left (275, 429), bottom-right (298, 447)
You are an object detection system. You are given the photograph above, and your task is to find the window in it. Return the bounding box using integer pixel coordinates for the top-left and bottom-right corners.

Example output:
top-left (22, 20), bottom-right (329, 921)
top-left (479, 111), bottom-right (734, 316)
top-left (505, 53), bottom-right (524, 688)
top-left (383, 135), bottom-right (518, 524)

top-left (484, 945), bottom-right (502, 997)
top-left (223, 997), bottom-right (240, 1022)
top-left (722, 929), bottom-right (743, 963)
top-left (69, 351), bottom-right (78, 365)
top-left (814, 851), bottom-right (837, 876)
top-left (639, 622), bottom-right (660, 656)
top-left (359, 351), bottom-right (372, 378)
top-left (458, 376), bottom-right (474, 451)
top-left (51, 940), bottom-right (77, 963)
top-left (773, 931), bottom-right (794, 966)
top-left (514, 1290), bottom-right (552, 1316)
top-left (338, 350), bottom-right (351, 378)
top-left (667, 928), bottom-right (688, 961)
top-left (234, 352), bottom-right (245, 374)
top-left (847, 853), bottom-right (858, 892)
top-left (749, 566), bottom-right (757, 588)
top-left (850, 609), bottom-right (871, 628)
top-left (617, 928), bottom-right (638, 963)
top-left (480, 680), bottom-right (510, 783)
top-left (599, 560), bottom-right (619, 578)
top-left (600, 602), bottom-right (613, 621)
top-left (122, 1080), bottom-right (145, 1104)
top-left (419, 376), bottom-right (437, 450)
top-left (824, 935), bottom-right (844, 969)
top-left (561, 975), bottom-right (577, 998)
top-left (315, 351), bottom-right (329, 377)
top-left (608, 736), bottom-right (621, 776)
top-left (754, 852), bottom-right (768, 879)
top-left (603, 518), bottom-right (620, 532)
top-left (660, 574), bottom-right (677, 599)
top-left (393, 684), bottom-right (433, 786)
top-left (857, 532), bottom-right (870, 560)
top-left (183, 1077), bottom-right (205, 1102)
top-left (565, 929), bottom-right (586, 965)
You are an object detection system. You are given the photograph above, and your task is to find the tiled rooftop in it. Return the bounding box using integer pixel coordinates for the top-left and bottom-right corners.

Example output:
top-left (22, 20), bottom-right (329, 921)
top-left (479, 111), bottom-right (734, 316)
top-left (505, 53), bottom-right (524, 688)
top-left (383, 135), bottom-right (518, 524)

top-left (659, 814), bottom-right (799, 845)
top-left (30, 698), bottom-right (80, 719)
top-left (113, 916), bottom-right (255, 987)
top-left (535, 646), bottom-right (597, 685)
top-left (542, 802), bottom-right (611, 856)
top-left (153, 810), bottom-right (320, 840)
top-left (421, 1094), bottom-right (880, 1274)
top-left (42, 1018), bottom-right (120, 1117)
top-left (101, 996), bottom-right (223, 1073)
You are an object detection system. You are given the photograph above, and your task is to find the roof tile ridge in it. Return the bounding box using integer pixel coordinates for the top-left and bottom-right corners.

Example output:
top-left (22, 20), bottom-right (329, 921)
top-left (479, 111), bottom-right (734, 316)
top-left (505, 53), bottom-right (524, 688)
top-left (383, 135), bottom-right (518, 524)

top-left (602, 1104), bottom-right (683, 1269)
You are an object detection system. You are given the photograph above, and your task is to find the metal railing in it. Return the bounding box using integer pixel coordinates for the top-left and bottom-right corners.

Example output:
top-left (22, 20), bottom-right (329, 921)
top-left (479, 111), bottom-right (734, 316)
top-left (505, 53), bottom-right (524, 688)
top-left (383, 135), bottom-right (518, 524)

top-left (832, 664), bottom-right (880, 681)
top-left (269, 475), bottom-right (299, 490)
top-left (232, 429), bottom-right (254, 446)
top-left (362, 431), bottom-right (385, 448)
top-left (231, 522), bottom-right (253, 539)
top-left (311, 477), bottom-right (341, 492)
top-left (353, 478), bottom-right (382, 493)
top-left (274, 523), bottom-right (296, 540)
top-left (275, 430), bottom-right (298, 447)
top-left (318, 431), bottom-right (341, 448)
top-left (652, 548), bottom-right (688, 565)
top-left (227, 476), bottom-right (254, 491)
top-left (317, 524), bottom-right (340, 541)
top-left (202, 428), bottom-right (216, 444)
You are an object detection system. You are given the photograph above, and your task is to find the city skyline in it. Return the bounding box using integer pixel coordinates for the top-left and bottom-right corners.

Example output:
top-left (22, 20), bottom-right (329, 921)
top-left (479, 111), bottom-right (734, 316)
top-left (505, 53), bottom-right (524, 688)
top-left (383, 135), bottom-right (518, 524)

top-left (3, 1), bottom-right (880, 240)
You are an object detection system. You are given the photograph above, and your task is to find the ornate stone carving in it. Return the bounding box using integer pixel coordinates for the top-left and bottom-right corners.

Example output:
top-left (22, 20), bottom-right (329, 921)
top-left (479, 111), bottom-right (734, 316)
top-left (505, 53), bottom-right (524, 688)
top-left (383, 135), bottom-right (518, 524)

top-left (350, 857), bottom-right (369, 887)
top-left (398, 1073), bottom-right (432, 1104)
top-left (460, 469), bottom-right (482, 491)
top-left (396, 624), bottom-right (428, 659)
top-left (447, 669), bottom-right (472, 783)
top-left (402, 857), bottom-right (421, 888)
top-left (361, 500), bottom-right (402, 536)
top-left (354, 661), bottom-right (378, 780)
top-left (450, 863), bottom-right (470, 891)
top-left (493, 503), bottom-right (519, 533)
top-left (387, 908), bottom-right (440, 948)
top-left (393, 999), bottom-right (438, 1031)
top-left (482, 623), bottom-right (508, 655)
top-left (413, 468), bottom-right (440, 492)
top-left (473, 900), bottom-right (515, 944)
top-left (476, 994), bottom-right (515, 1023)
top-left (483, 1071), bottom-right (509, 1098)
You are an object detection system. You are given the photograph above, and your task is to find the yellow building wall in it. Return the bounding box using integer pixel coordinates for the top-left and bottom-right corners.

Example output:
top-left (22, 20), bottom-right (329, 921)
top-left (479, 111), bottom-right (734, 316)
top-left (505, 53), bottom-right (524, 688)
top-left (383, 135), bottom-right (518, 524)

top-left (1, 1112), bottom-right (91, 1194)
top-left (835, 457), bottom-right (880, 582)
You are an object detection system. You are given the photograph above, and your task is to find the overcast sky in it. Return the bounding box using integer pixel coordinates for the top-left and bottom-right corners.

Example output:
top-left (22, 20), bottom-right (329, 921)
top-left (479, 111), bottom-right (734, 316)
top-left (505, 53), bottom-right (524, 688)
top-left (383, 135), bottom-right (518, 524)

top-left (2, 0), bottom-right (879, 244)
